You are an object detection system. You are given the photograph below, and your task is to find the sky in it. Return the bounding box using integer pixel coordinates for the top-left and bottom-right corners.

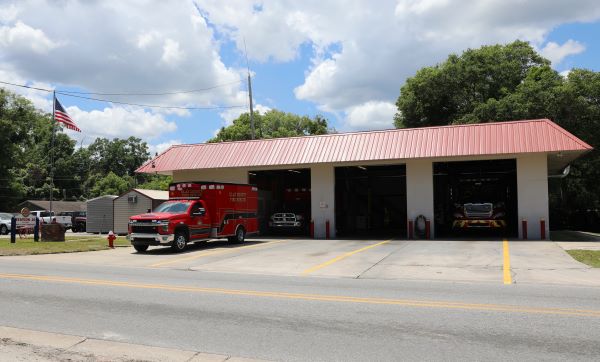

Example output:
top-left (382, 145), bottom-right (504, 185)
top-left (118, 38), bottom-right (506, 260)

top-left (1, 0), bottom-right (600, 156)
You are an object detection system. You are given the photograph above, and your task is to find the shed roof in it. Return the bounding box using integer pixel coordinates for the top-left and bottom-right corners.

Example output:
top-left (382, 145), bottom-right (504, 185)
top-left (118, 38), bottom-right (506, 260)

top-left (19, 200), bottom-right (87, 213)
top-left (115, 189), bottom-right (169, 200)
top-left (137, 119), bottom-right (592, 174)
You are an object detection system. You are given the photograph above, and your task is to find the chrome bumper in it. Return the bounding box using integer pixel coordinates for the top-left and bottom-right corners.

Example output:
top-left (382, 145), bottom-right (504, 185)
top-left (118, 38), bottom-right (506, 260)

top-left (128, 233), bottom-right (175, 245)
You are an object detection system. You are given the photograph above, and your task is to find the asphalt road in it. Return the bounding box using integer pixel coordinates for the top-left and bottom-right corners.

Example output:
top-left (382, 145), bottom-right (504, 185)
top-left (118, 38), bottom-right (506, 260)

top-left (1, 258), bottom-right (599, 361)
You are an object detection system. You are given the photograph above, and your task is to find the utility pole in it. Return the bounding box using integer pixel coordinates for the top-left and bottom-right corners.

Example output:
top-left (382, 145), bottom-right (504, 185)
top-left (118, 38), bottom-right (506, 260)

top-left (244, 38), bottom-right (255, 139)
top-left (49, 91), bottom-right (56, 216)
top-left (248, 73), bottom-right (255, 139)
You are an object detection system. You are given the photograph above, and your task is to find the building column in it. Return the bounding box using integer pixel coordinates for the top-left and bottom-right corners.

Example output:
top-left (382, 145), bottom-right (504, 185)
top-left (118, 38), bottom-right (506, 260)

top-left (517, 154), bottom-right (549, 239)
top-left (405, 160), bottom-right (434, 238)
top-left (310, 164), bottom-right (336, 238)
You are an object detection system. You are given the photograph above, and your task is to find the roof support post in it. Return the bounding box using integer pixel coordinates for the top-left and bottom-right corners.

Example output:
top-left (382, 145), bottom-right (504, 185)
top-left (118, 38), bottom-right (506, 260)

top-left (406, 160), bottom-right (435, 239)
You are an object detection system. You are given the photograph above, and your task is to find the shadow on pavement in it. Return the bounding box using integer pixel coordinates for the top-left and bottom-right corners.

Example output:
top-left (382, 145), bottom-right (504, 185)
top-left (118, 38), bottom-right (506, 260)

top-left (135, 239), bottom-right (276, 256)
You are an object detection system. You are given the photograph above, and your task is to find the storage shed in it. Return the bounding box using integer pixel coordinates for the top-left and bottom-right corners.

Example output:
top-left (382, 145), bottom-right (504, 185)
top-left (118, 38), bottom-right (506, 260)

top-left (86, 195), bottom-right (117, 233)
top-left (113, 189), bottom-right (169, 234)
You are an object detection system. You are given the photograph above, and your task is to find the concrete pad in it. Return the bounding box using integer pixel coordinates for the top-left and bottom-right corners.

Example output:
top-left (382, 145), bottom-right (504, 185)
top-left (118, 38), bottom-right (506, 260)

top-left (69, 338), bottom-right (199, 362)
top-left (360, 240), bottom-right (504, 282)
top-left (361, 265), bottom-right (503, 283)
top-left (190, 239), bottom-right (388, 276)
top-left (555, 241), bottom-right (600, 251)
top-left (507, 240), bottom-right (600, 286)
top-left (512, 268), bottom-right (600, 287)
top-left (0, 326), bottom-right (84, 349)
top-left (187, 353), bottom-right (229, 362)
top-left (509, 241), bottom-right (587, 270)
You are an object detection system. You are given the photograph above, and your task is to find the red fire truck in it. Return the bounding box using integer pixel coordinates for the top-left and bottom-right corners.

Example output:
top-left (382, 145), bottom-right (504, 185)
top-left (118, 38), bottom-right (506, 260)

top-left (128, 182), bottom-right (258, 252)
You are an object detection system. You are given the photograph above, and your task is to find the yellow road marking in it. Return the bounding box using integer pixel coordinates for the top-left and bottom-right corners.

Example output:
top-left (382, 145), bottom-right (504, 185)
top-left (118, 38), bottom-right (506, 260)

top-left (302, 239), bottom-right (392, 275)
top-left (503, 239), bottom-right (512, 285)
top-left (1, 272), bottom-right (599, 317)
top-left (149, 240), bottom-right (283, 267)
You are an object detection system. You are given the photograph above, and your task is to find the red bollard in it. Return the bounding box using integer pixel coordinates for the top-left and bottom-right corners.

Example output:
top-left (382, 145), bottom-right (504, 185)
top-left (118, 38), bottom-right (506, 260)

top-left (310, 220), bottom-right (315, 239)
top-left (408, 220), bottom-right (414, 239)
top-left (425, 219), bottom-right (431, 240)
top-left (521, 219), bottom-right (528, 240)
top-left (107, 230), bottom-right (116, 248)
top-left (325, 220), bottom-right (330, 240)
top-left (540, 219), bottom-right (546, 240)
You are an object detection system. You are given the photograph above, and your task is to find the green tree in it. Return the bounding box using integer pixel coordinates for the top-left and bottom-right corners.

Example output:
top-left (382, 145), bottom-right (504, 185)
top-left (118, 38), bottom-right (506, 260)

top-left (393, 40), bottom-right (600, 226)
top-left (211, 109), bottom-right (329, 142)
top-left (138, 175), bottom-right (172, 190)
top-left (87, 136), bottom-right (150, 177)
top-left (90, 172), bottom-right (131, 197)
top-left (394, 40), bottom-right (549, 128)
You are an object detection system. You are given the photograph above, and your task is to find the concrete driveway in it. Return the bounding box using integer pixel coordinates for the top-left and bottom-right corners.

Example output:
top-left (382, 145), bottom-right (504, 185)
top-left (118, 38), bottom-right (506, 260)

top-left (3, 237), bottom-right (599, 286)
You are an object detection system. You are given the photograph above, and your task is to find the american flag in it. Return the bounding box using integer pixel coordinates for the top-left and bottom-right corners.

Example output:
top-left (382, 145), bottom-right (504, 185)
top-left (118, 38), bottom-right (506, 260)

top-left (54, 97), bottom-right (81, 132)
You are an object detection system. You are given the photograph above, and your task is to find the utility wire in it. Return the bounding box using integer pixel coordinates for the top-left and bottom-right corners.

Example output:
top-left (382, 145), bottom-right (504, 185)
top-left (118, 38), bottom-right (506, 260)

top-left (0, 80), bottom-right (245, 110)
top-left (55, 91), bottom-right (245, 110)
top-left (58, 79), bottom-right (242, 96)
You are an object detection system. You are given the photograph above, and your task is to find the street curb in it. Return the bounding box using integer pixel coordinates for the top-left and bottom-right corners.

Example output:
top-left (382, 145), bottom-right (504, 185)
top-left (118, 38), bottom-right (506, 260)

top-left (0, 325), bottom-right (270, 362)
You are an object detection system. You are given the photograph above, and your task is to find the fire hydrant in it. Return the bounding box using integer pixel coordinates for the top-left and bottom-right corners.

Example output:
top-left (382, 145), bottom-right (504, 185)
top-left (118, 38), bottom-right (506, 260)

top-left (107, 230), bottom-right (116, 249)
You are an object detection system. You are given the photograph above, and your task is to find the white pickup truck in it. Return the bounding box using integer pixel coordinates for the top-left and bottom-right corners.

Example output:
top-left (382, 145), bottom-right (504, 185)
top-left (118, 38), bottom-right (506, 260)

top-left (30, 210), bottom-right (72, 229)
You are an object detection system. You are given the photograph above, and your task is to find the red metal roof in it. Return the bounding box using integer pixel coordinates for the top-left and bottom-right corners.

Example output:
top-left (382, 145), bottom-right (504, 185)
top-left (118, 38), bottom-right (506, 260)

top-left (137, 119), bottom-right (592, 173)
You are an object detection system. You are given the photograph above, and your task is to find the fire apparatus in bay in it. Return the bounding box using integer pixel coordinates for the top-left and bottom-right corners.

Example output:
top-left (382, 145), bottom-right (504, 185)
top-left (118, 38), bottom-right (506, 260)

top-left (128, 182), bottom-right (258, 252)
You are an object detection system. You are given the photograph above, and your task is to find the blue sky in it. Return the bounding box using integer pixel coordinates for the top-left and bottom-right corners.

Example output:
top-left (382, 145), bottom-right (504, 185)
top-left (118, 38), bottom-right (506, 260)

top-left (1, 1), bottom-right (599, 155)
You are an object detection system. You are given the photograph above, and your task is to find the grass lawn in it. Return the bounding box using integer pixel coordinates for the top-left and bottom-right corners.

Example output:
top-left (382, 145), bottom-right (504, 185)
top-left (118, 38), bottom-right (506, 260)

top-left (567, 250), bottom-right (600, 268)
top-left (0, 236), bottom-right (130, 256)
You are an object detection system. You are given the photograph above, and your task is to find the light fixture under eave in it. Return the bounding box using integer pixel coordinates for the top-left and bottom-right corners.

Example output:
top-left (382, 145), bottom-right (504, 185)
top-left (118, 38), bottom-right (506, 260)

top-left (357, 166), bottom-right (367, 170)
top-left (288, 170), bottom-right (301, 174)
top-left (248, 172), bottom-right (257, 176)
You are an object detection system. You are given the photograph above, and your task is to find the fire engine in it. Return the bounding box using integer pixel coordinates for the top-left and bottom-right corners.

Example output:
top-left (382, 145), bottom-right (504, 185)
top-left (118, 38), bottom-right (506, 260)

top-left (452, 202), bottom-right (507, 229)
top-left (128, 182), bottom-right (258, 252)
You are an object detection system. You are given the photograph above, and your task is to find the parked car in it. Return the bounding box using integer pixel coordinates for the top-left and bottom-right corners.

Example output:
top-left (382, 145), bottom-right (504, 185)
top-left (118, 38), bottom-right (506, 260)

top-left (59, 211), bottom-right (86, 232)
top-left (71, 212), bottom-right (87, 232)
top-left (269, 212), bottom-right (305, 231)
top-left (0, 212), bottom-right (14, 235)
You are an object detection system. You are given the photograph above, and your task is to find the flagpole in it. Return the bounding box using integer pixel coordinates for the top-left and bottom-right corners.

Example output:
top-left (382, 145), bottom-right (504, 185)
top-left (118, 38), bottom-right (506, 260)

top-left (49, 91), bottom-right (56, 217)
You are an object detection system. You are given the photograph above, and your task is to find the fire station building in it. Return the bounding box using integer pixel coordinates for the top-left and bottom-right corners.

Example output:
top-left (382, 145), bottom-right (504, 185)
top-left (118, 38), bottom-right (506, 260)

top-left (137, 119), bottom-right (592, 240)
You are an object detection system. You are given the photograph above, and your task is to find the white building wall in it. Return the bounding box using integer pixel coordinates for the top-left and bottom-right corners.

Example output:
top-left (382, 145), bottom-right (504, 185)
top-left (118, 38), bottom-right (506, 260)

top-left (517, 153), bottom-right (549, 239)
top-left (173, 168), bottom-right (248, 184)
top-left (310, 164), bottom-right (336, 238)
top-left (113, 191), bottom-right (153, 235)
top-left (405, 160), bottom-right (434, 238)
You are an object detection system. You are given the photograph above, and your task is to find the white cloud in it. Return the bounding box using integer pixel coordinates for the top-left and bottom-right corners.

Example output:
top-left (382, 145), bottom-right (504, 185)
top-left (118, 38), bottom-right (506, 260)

top-left (539, 39), bottom-right (585, 65)
top-left (0, 68), bottom-right (52, 110)
top-left (161, 38), bottom-right (184, 65)
top-left (560, 69), bottom-right (572, 78)
top-left (0, 3), bottom-right (20, 23)
top-left (0, 21), bottom-right (59, 54)
top-left (218, 104), bottom-right (271, 126)
top-left (149, 139), bottom-right (182, 156)
top-left (345, 101), bottom-right (396, 130)
top-left (64, 106), bottom-right (177, 145)
top-left (197, 0), bottom-right (600, 129)
top-left (0, 1), bottom-right (245, 109)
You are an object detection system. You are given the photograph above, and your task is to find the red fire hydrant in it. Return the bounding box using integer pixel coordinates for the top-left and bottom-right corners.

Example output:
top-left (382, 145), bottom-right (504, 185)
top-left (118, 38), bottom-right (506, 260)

top-left (107, 230), bottom-right (116, 249)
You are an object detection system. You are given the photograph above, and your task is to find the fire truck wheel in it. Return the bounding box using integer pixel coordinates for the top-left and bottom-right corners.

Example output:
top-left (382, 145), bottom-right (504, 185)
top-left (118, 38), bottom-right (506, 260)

top-left (229, 227), bottom-right (245, 244)
top-left (134, 245), bottom-right (148, 253)
top-left (172, 231), bottom-right (188, 252)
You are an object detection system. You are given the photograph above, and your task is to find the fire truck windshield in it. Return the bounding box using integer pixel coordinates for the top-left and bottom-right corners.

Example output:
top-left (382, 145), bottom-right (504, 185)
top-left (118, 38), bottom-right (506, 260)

top-left (154, 202), bottom-right (191, 213)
